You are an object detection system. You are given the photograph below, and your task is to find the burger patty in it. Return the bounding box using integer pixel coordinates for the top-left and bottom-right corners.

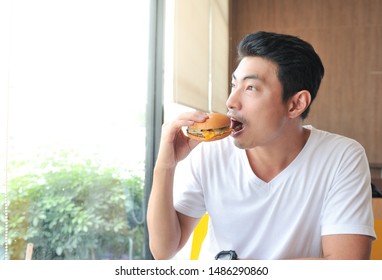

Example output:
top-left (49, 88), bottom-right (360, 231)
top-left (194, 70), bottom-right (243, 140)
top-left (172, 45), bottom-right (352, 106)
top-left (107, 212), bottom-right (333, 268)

top-left (187, 126), bottom-right (231, 139)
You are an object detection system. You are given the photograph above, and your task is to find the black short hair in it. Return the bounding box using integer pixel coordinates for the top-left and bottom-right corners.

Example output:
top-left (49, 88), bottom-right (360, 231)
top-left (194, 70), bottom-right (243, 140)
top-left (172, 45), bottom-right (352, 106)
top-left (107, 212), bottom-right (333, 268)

top-left (238, 31), bottom-right (325, 119)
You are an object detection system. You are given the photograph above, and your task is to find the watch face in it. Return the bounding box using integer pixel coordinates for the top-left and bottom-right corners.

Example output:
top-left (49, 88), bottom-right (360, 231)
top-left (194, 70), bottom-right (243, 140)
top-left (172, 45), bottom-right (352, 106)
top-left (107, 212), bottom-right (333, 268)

top-left (218, 253), bottom-right (233, 260)
top-left (215, 250), bottom-right (238, 260)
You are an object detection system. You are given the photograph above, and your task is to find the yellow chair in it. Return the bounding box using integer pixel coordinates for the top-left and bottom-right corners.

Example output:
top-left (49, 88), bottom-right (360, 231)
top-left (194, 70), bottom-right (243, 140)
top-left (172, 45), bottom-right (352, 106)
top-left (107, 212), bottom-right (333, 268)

top-left (371, 198), bottom-right (382, 260)
top-left (190, 214), bottom-right (209, 260)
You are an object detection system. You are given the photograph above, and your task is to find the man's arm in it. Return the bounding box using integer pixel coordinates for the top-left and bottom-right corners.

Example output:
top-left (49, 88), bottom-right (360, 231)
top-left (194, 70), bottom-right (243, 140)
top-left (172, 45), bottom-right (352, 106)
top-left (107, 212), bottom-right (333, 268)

top-left (147, 111), bottom-right (208, 259)
top-left (321, 234), bottom-right (373, 259)
top-left (239, 235), bottom-right (373, 260)
top-left (147, 166), bottom-right (200, 259)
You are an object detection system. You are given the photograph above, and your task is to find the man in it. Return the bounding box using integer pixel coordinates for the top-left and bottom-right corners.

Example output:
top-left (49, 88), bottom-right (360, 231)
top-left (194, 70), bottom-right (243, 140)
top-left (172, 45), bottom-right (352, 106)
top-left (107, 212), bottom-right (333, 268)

top-left (147, 31), bottom-right (376, 260)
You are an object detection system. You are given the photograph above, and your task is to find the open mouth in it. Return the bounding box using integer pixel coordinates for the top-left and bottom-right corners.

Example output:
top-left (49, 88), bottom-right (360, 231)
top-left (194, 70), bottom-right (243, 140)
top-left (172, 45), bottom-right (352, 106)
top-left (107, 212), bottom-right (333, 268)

top-left (230, 118), bottom-right (244, 134)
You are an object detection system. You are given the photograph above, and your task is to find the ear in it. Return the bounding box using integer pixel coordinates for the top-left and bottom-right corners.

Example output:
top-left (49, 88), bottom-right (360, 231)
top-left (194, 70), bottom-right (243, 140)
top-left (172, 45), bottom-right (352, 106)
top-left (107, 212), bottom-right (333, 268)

top-left (287, 90), bottom-right (311, 118)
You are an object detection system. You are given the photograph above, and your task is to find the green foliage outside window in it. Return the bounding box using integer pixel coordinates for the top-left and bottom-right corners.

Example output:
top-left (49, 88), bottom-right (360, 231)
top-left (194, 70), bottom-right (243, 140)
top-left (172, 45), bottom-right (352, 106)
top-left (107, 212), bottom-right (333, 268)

top-left (0, 151), bottom-right (145, 260)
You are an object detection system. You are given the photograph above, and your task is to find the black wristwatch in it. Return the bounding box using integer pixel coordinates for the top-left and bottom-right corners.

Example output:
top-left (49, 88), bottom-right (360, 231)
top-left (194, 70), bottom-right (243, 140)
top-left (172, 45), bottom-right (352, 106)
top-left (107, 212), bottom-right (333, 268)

top-left (215, 250), bottom-right (238, 260)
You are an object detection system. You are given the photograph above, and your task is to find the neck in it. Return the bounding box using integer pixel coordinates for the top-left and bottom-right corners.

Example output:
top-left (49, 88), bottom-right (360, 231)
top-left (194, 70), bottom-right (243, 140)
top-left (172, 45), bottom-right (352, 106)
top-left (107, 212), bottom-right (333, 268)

top-left (246, 126), bottom-right (310, 183)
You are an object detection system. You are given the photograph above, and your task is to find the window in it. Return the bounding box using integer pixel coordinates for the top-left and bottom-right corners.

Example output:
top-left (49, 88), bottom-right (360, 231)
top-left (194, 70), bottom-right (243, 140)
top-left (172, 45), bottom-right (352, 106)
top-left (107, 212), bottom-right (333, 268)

top-left (0, 0), bottom-right (157, 260)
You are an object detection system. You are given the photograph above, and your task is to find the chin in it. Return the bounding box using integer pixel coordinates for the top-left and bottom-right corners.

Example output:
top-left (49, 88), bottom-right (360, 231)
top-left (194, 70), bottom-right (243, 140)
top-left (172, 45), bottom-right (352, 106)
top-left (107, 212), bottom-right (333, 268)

top-left (232, 138), bottom-right (248, 150)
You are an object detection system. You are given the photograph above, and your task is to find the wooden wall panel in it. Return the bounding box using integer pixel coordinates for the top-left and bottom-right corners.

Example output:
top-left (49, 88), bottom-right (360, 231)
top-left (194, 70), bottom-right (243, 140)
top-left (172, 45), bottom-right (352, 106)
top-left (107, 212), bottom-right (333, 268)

top-left (229, 0), bottom-right (382, 164)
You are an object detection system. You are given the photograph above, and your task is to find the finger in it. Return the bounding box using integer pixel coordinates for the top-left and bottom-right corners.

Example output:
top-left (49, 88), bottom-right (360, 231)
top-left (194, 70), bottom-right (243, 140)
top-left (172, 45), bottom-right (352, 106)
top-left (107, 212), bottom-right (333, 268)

top-left (177, 111), bottom-right (209, 124)
top-left (163, 111), bottom-right (208, 136)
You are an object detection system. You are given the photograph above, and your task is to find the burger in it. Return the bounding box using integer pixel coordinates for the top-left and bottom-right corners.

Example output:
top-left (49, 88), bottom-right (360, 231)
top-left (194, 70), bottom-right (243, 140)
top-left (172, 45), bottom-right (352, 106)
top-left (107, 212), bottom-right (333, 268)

top-left (186, 112), bottom-right (232, 142)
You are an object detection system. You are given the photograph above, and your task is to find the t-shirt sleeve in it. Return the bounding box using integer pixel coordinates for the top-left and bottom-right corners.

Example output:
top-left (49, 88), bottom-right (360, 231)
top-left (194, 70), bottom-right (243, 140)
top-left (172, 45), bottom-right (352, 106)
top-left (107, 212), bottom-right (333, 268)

top-left (321, 141), bottom-right (376, 239)
top-left (173, 145), bottom-right (207, 218)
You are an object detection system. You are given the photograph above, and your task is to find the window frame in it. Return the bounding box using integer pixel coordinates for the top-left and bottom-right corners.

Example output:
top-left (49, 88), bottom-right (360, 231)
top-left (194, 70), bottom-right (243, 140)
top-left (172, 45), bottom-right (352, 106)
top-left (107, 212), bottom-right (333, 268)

top-left (144, 0), bottom-right (165, 260)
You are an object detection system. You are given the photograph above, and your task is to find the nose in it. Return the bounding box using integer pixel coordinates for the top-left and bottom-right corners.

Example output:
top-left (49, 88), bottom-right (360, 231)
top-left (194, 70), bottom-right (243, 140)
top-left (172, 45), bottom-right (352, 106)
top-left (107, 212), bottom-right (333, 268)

top-left (226, 87), bottom-right (241, 110)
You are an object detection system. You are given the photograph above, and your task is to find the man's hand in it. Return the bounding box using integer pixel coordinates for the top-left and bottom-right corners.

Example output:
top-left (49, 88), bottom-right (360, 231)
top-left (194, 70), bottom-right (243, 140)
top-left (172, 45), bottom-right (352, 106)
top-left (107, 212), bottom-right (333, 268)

top-left (156, 111), bottom-right (208, 169)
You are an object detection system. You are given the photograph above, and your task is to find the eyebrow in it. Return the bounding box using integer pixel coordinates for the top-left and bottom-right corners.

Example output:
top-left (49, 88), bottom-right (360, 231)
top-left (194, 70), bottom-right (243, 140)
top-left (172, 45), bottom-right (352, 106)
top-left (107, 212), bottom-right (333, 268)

top-left (232, 73), bottom-right (262, 82)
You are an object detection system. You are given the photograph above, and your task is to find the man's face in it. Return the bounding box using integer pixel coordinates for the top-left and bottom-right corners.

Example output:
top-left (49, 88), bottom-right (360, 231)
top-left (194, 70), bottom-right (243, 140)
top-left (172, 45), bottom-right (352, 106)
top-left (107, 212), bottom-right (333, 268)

top-left (226, 56), bottom-right (290, 150)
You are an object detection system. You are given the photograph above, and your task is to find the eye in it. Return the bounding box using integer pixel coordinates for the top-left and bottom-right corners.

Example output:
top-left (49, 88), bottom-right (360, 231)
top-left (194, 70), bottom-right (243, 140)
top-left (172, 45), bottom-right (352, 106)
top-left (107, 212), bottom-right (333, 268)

top-left (246, 85), bottom-right (256, 91)
top-left (230, 82), bottom-right (237, 90)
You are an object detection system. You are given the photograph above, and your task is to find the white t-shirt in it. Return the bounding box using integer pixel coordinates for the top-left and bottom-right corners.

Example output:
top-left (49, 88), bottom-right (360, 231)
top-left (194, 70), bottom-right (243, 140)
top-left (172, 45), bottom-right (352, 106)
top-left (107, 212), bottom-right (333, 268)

top-left (173, 126), bottom-right (376, 259)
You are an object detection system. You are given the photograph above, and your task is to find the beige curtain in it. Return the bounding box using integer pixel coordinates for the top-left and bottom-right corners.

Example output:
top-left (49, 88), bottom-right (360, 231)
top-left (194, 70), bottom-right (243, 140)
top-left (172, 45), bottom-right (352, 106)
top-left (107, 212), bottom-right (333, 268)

top-left (172, 0), bottom-right (229, 113)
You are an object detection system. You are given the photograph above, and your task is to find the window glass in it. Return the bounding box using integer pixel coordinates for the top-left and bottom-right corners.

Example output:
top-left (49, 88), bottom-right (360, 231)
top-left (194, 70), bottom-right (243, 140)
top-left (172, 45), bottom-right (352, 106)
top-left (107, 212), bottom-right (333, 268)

top-left (0, 0), bottom-right (150, 260)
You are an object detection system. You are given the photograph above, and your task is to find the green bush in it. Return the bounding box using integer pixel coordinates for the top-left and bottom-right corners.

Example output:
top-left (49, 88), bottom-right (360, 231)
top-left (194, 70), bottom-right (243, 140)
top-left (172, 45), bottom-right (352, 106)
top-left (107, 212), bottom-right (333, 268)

top-left (0, 152), bottom-right (145, 260)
